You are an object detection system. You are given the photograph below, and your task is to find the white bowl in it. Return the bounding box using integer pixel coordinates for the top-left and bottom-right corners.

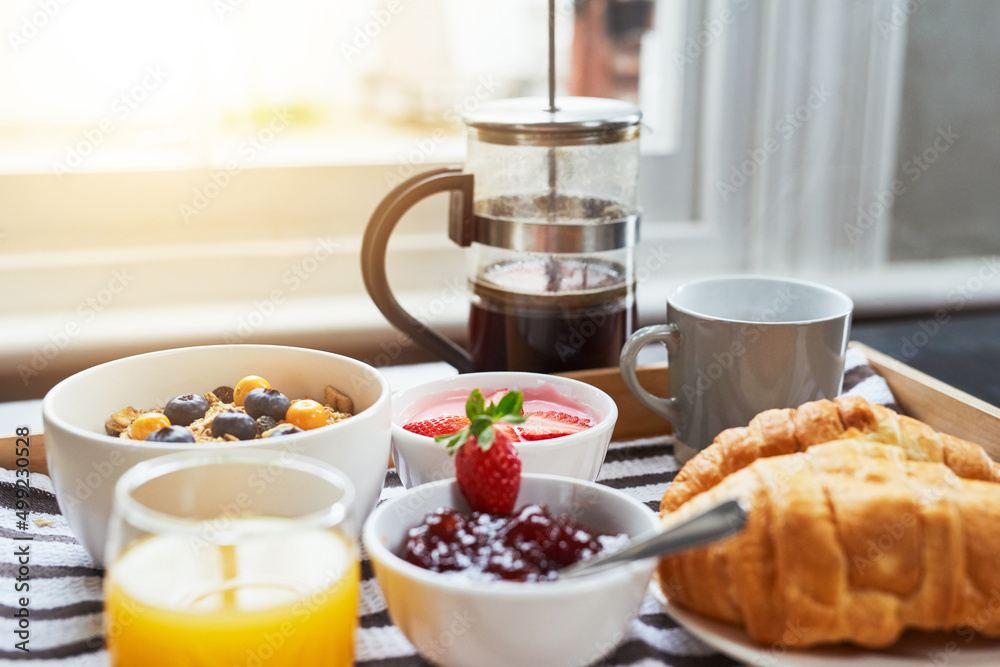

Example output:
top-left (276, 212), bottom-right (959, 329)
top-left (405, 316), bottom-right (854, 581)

top-left (390, 371), bottom-right (617, 488)
top-left (42, 344), bottom-right (391, 565)
top-left (363, 474), bottom-right (660, 667)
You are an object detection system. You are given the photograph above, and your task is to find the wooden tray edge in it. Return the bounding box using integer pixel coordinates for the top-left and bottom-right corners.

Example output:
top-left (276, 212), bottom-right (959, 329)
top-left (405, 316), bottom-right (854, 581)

top-left (558, 362), bottom-right (673, 442)
top-left (0, 431), bottom-right (46, 475)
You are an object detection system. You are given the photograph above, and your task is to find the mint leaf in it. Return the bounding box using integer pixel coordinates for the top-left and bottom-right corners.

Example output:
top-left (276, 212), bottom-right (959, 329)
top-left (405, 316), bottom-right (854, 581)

top-left (477, 425), bottom-right (495, 449)
top-left (470, 414), bottom-right (493, 437)
top-left (439, 430), bottom-right (468, 454)
top-left (500, 414), bottom-right (527, 425)
top-left (496, 390), bottom-right (523, 418)
top-left (466, 389), bottom-right (486, 419)
top-left (453, 388), bottom-right (526, 453)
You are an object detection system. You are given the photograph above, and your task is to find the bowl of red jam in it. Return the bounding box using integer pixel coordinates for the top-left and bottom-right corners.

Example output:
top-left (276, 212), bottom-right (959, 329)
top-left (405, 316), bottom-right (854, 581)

top-left (390, 372), bottom-right (618, 488)
top-left (362, 473), bottom-right (660, 667)
top-left (402, 503), bottom-right (630, 582)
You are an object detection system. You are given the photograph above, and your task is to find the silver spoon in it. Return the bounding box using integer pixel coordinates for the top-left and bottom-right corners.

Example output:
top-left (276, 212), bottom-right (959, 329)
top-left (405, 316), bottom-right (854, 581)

top-left (558, 498), bottom-right (749, 579)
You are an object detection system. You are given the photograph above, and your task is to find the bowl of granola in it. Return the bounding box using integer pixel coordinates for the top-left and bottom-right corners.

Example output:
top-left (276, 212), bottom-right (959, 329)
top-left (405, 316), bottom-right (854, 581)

top-left (42, 344), bottom-right (391, 564)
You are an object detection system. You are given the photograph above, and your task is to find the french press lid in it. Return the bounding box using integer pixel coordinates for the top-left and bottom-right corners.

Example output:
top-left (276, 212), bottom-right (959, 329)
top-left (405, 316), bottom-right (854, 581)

top-left (463, 96), bottom-right (642, 147)
top-left (450, 96), bottom-right (642, 253)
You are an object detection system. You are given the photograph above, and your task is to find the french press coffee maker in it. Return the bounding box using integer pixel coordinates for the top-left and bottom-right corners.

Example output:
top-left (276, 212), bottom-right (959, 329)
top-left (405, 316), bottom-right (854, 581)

top-left (361, 96), bottom-right (641, 373)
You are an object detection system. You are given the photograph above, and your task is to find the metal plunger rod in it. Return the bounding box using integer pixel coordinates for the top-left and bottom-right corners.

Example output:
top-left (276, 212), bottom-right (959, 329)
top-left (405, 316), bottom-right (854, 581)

top-left (548, 0), bottom-right (557, 113)
top-left (546, 0), bottom-right (559, 229)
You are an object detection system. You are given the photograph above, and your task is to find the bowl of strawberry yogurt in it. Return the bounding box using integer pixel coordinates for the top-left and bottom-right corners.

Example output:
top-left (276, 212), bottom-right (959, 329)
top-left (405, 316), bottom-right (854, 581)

top-left (390, 372), bottom-right (617, 487)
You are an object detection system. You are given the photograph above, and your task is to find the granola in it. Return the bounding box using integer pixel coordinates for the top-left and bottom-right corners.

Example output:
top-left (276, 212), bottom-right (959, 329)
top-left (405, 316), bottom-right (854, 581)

top-left (107, 378), bottom-right (353, 444)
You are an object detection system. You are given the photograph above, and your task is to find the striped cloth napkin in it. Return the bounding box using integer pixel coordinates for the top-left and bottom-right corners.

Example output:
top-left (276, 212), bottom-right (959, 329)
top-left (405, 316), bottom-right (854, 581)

top-left (0, 348), bottom-right (892, 666)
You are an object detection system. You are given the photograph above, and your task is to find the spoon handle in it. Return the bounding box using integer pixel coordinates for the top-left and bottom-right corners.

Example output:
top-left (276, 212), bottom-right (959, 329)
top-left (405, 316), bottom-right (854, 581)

top-left (559, 498), bottom-right (749, 579)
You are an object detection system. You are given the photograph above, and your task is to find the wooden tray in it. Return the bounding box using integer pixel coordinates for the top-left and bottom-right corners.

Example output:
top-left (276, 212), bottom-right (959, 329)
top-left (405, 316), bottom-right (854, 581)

top-left (561, 342), bottom-right (1000, 459)
top-left (4, 342), bottom-right (999, 475)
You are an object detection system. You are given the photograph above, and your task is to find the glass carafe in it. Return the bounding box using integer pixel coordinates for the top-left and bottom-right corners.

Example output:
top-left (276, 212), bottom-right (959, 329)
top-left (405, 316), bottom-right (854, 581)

top-left (362, 97), bottom-right (641, 373)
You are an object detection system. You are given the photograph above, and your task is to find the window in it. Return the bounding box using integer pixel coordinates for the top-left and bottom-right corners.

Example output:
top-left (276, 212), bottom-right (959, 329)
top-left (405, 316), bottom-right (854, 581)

top-left (3, 0), bottom-right (999, 401)
top-left (0, 0), bottom-right (698, 399)
top-left (888, 1), bottom-right (1000, 262)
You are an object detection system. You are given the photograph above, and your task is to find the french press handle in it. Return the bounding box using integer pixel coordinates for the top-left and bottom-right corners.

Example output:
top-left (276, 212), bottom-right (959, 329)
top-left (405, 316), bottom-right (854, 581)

top-left (361, 167), bottom-right (476, 373)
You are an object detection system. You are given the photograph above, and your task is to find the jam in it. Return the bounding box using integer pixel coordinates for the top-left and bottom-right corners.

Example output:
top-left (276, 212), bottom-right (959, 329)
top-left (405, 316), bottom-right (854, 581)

top-left (402, 504), bottom-right (628, 582)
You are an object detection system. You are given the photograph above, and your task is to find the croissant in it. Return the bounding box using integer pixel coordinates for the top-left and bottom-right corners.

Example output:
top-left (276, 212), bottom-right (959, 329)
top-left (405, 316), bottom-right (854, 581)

top-left (658, 439), bottom-right (1000, 648)
top-left (661, 395), bottom-right (1000, 513)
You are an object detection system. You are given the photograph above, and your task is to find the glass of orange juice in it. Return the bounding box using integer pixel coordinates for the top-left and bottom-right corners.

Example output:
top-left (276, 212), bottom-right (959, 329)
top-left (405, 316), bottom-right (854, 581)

top-left (103, 449), bottom-right (360, 667)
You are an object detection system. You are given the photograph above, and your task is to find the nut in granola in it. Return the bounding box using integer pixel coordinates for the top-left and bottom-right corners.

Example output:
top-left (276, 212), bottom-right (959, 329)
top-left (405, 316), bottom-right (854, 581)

top-left (324, 385), bottom-right (354, 415)
top-left (105, 406), bottom-right (140, 436)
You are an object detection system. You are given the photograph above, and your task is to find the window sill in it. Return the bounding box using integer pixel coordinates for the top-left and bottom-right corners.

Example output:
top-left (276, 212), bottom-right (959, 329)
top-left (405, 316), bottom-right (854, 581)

top-left (0, 292), bottom-right (460, 402)
top-left (4, 256), bottom-right (1000, 402)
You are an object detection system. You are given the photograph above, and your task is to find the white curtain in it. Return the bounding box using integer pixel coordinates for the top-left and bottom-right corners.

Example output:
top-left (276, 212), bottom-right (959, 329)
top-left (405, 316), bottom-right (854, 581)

top-left (698, 0), bottom-right (909, 274)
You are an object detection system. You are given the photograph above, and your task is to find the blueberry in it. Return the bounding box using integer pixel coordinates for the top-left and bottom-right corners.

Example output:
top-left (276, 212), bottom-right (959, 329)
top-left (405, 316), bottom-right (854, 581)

top-left (244, 388), bottom-right (291, 421)
top-left (164, 393), bottom-right (211, 426)
top-left (265, 425), bottom-right (304, 438)
top-left (146, 425), bottom-right (196, 443)
top-left (211, 410), bottom-right (258, 440)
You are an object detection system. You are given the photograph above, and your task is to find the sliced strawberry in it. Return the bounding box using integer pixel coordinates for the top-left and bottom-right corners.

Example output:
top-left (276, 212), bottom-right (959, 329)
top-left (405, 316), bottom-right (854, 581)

top-left (492, 421), bottom-right (523, 443)
top-left (402, 415), bottom-right (470, 437)
top-left (517, 411), bottom-right (592, 441)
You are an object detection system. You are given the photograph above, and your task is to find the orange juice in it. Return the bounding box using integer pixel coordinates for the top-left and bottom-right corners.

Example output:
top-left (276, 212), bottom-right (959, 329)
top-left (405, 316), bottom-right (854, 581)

top-left (105, 520), bottom-right (359, 666)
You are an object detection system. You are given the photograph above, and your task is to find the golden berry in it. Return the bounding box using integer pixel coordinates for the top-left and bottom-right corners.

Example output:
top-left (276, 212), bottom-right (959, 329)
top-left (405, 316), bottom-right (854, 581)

top-left (233, 376), bottom-right (270, 406)
top-left (286, 400), bottom-right (327, 430)
top-left (131, 413), bottom-right (171, 440)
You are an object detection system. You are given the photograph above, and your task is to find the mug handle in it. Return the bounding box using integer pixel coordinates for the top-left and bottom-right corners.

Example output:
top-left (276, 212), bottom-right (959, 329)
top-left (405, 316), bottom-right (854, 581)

top-left (361, 167), bottom-right (476, 373)
top-left (619, 324), bottom-right (683, 425)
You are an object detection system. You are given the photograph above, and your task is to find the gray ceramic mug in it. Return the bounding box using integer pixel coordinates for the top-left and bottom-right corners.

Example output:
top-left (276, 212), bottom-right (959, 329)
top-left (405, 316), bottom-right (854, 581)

top-left (620, 275), bottom-right (853, 464)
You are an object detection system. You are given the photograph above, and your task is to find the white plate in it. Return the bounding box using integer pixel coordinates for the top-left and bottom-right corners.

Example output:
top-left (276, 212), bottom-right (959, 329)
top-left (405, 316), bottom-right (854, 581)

top-left (651, 581), bottom-right (1000, 666)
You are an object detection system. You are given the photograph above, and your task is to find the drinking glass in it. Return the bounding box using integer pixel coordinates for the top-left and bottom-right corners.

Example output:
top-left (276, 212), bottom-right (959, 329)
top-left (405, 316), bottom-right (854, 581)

top-left (103, 449), bottom-right (359, 666)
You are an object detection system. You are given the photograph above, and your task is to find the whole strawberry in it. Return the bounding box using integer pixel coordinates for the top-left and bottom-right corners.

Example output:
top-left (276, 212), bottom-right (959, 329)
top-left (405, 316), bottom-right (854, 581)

top-left (437, 389), bottom-right (526, 514)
